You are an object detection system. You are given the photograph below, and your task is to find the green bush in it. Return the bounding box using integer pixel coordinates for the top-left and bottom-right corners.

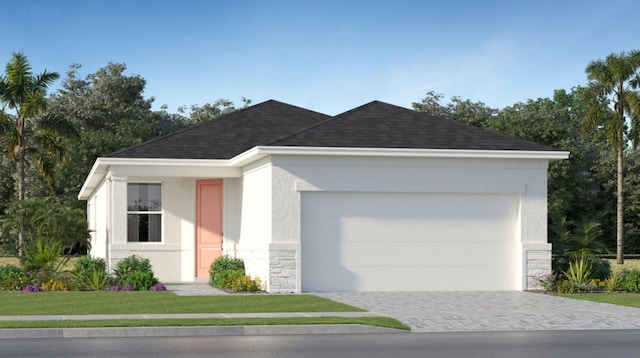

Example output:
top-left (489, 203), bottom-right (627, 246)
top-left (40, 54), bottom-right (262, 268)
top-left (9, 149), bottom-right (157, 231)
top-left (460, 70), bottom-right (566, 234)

top-left (119, 270), bottom-right (158, 291)
top-left (0, 264), bottom-right (28, 291)
top-left (115, 255), bottom-right (153, 273)
top-left (72, 256), bottom-right (108, 291)
top-left (623, 269), bottom-right (640, 293)
top-left (114, 255), bottom-right (159, 291)
top-left (208, 256), bottom-right (261, 292)
top-left (209, 256), bottom-right (245, 286)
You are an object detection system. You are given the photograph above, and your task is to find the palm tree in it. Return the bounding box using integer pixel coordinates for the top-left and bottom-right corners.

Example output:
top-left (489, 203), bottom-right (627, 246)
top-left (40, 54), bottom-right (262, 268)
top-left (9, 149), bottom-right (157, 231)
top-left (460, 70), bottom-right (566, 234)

top-left (0, 52), bottom-right (78, 261)
top-left (582, 50), bottom-right (640, 264)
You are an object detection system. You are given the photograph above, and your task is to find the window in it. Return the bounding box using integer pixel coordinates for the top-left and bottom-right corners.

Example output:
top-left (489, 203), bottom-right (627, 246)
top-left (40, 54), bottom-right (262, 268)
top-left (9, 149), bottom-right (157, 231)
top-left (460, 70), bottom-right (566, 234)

top-left (127, 183), bottom-right (162, 242)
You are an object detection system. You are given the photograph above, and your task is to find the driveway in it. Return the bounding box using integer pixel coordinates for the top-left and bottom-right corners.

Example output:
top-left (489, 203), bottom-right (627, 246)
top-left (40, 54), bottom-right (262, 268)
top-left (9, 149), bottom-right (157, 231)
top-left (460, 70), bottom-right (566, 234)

top-left (314, 291), bottom-right (640, 332)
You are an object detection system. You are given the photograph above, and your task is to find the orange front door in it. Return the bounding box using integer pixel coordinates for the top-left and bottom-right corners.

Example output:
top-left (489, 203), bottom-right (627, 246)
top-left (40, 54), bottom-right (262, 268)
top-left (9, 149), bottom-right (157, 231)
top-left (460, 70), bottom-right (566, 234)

top-left (196, 179), bottom-right (223, 278)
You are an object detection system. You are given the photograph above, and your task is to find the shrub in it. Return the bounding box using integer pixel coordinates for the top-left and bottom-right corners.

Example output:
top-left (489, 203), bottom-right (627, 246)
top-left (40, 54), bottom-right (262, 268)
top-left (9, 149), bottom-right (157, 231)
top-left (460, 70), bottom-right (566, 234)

top-left (120, 270), bottom-right (158, 291)
top-left (114, 255), bottom-right (159, 291)
top-left (209, 256), bottom-right (245, 285)
top-left (0, 265), bottom-right (28, 291)
top-left (623, 269), bottom-right (640, 293)
top-left (72, 256), bottom-right (108, 291)
top-left (115, 255), bottom-right (153, 274)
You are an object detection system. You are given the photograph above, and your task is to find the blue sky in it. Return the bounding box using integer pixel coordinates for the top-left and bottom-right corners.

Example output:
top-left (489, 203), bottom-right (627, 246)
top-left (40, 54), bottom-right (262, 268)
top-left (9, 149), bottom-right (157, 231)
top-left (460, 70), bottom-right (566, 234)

top-left (1, 0), bottom-right (639, 115)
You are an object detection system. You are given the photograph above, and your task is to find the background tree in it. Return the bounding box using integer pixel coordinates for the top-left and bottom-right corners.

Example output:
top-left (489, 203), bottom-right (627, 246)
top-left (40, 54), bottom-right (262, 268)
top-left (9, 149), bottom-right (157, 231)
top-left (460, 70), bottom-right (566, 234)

top-left (0, 52), bottom-right (78, 260)
top-left (582, 50), bottom-right (640, 264)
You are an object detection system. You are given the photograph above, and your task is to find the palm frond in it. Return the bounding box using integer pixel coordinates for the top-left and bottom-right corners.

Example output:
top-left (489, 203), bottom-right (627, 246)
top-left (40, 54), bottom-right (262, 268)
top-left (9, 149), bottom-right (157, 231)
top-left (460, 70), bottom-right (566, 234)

top-left (36, 113), bottom-right (79, 140)
top-left (626, 91), bottom-right (640, 147)
top-left (28, 150), bottom-right (57, 193)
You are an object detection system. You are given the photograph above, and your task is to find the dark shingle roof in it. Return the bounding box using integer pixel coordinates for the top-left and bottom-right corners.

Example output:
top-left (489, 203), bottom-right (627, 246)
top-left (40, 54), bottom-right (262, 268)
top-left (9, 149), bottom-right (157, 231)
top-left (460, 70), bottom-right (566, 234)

top-left (270, 101), bottom-right (558, 151)
top-left (108, 100), bottom-right (331, 159)
top-left (109, 99), bottom-right (559, 159)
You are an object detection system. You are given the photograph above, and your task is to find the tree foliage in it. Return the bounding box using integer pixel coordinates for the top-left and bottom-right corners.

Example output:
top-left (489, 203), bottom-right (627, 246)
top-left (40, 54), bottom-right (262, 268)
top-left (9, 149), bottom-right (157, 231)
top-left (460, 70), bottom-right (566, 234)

top-left (0, 52), bottom-right (79, 260)
top-left (582, 50), bottom-right (640, 263)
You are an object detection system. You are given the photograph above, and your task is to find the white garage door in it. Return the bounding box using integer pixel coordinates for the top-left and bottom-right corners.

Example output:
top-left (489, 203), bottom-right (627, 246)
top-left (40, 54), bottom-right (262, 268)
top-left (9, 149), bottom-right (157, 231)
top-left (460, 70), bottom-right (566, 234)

top-left (301, 192), bottom-right (520, 292)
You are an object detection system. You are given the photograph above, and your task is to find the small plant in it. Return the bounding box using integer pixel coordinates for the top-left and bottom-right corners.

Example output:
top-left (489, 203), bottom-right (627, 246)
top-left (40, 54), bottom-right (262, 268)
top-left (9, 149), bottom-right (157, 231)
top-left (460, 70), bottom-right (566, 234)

top-left (23, 238), bottom-right (68, 273)
top-left (537, 272), bottom-right (560, 292)
top-left (623, 269), bottom-right (640, 293)
top-left (72, 256), bottom-right (108, 291)
top-left (604, 273), bottom-right (624, 292)
top-left (556, 280), bottom-right (577, 294)
top-left (564, 255), bottom-right (592, 284)
top-left (21, 285), bottom-right (42, 292)
top-left (41, 279), bottom-right (68, 292)
top-left (110, 285), bottom-right (134, 291)
top-left (150, 283), bottom-right (167, 291)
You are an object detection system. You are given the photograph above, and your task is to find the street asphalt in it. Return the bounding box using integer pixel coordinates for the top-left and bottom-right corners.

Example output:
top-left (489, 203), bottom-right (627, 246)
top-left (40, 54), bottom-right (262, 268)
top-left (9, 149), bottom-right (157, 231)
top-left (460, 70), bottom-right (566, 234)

top-left (3, 283), bottom-right (640, 338)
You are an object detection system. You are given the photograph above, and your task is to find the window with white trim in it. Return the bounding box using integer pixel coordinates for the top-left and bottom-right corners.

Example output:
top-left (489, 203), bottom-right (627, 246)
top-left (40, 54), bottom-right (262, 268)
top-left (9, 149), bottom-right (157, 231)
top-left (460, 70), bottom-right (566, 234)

top-left (127, 183), bottom-right (162, 242)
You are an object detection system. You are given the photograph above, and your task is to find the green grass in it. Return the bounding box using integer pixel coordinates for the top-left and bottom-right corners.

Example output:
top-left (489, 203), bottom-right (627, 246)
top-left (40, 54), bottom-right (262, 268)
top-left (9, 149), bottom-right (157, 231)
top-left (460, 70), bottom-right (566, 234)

top-left (559, 292), bottom-right (640, 308)
top-left (0, 291), bottom-right (363, 315)
top-left (0, 317), bottom-right (409, 330)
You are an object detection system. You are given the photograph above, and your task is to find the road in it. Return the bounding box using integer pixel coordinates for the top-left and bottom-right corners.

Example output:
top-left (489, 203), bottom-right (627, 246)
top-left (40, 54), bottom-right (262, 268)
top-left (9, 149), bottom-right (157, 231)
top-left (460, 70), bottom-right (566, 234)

top-left (3, 330), bottom-right (640, 357)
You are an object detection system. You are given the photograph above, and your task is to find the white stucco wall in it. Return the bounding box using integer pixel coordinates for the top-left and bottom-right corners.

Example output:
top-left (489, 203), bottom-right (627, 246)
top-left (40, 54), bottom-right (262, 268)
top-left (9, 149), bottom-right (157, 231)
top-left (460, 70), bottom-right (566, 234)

top-left (87, 179), bottom-right (108, 263)
top-left (236, 154), bottom-right (552, 292)
top-left (234, 158), bottom-right (274, 290)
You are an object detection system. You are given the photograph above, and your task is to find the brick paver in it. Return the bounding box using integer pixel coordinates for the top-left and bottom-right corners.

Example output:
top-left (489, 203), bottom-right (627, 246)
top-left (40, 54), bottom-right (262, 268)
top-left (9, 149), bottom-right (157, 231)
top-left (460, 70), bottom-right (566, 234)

top-left (314, 291), bottom-right (640, 332)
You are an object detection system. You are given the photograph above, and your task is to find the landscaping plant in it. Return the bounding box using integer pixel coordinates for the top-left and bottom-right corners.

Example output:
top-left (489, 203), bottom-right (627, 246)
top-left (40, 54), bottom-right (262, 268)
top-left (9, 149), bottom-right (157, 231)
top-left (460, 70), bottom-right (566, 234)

top-left (114, 255), bottom-right (159, 290)
top-left (72, 256), bottom-right (108, 290)
top-left (209, 256), bottom-right (261, 292)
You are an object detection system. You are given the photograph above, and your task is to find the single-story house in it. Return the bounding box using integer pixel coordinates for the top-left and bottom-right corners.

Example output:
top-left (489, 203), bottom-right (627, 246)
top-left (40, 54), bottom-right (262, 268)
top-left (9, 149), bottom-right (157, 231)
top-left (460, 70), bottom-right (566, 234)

top-left (78, 100), bottom-right (568, 292)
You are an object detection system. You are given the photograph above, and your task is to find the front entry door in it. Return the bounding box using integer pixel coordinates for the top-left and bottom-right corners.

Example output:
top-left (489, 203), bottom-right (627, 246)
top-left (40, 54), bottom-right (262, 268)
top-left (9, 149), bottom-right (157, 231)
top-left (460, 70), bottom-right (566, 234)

top-left (196, 179), bottom-right (223, 278)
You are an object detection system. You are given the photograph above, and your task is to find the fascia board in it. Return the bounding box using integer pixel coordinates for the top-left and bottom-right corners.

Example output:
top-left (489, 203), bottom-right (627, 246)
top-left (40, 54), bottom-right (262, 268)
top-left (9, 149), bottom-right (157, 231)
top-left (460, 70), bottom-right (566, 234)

top-left (77, 157), bottom-right (238, 200)
top-left (237, 146), bottom-right (570, 161)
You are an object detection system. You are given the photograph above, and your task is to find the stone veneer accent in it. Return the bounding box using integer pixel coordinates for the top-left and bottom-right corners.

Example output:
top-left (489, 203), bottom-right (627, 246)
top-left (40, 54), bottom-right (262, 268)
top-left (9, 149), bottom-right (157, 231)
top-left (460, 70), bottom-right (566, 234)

top-left (524, 243), bottom-right (552, 290)
top-left (268, 244), bottom-right (298, 293)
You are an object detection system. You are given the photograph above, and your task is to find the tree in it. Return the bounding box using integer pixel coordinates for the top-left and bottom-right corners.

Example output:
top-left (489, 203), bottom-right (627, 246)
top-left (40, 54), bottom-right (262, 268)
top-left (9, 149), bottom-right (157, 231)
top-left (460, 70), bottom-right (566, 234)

top-left (582, 50), bottom-right (640, 264)
top-left (0, 52), bottom-right (78, 260)
top-left (412, 91), bottom-right (495, 127)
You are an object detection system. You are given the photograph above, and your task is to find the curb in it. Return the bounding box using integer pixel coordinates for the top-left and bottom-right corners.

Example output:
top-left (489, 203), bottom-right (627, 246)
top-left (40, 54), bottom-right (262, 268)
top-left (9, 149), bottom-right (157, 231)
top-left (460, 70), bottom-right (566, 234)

top-left (0, 324), bottom-right (407, 339)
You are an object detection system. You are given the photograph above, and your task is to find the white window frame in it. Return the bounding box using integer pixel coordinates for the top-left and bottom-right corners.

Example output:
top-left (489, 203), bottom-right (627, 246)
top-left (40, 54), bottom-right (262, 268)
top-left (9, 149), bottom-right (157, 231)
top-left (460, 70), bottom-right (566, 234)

top-left (127, 182), bottom-right (163, 243)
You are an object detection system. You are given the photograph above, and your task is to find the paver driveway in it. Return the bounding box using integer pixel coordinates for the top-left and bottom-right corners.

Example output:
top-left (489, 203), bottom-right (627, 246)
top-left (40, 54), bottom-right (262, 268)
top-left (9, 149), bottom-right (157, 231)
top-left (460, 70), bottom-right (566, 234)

top-left (314, 291), bottom-right (640, 332)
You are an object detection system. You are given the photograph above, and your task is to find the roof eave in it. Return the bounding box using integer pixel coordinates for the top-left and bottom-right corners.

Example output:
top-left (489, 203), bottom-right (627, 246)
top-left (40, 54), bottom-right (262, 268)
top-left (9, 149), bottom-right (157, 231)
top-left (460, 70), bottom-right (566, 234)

top-left (241, 146), bottom-right (570, 161)
top-left (77, 157), bottom-right (235, 200)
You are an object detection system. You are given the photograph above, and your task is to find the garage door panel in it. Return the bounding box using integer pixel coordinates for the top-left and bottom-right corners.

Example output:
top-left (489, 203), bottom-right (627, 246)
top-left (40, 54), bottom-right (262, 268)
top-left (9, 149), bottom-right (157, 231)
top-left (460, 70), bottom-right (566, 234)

top-left (301, 192), bottom-right (520, 292)
top-left (302, 266), bottom-right (520, 292)
top-left (303, 242), bottom-right (519, 267)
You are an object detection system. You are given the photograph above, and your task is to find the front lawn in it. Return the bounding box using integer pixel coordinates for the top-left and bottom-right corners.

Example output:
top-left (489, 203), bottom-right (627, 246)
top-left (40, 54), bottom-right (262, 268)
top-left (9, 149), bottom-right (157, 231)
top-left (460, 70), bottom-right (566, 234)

top-left (559, 292), bottom-right (640, 308)
top-left (0, 317), bottom-right (410, 330)
top-left (0, 291), bottom-right (364, 315)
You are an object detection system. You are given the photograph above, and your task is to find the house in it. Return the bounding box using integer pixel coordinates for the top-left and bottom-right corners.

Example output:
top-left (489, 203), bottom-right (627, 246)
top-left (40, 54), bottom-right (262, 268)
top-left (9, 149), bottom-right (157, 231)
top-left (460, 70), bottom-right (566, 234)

top-left (78, 100), bottom-right (568, 292)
